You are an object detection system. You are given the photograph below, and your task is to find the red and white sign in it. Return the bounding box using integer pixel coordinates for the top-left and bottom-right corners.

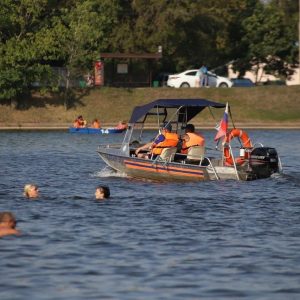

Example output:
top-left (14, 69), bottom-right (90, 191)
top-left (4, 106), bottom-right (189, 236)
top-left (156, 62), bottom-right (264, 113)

top-left (94, 61), bottom-right (104, 86)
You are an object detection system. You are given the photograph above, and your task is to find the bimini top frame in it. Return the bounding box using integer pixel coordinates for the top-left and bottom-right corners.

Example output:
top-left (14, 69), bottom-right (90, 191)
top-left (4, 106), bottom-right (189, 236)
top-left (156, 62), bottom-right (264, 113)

top-left (129, 98), bottom-right (226, 124)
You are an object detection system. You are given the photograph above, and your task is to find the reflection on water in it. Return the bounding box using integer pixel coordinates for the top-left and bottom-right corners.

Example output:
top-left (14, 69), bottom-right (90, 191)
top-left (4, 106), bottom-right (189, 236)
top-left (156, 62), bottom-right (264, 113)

top-left (0, 130), bottom-right (300, 300)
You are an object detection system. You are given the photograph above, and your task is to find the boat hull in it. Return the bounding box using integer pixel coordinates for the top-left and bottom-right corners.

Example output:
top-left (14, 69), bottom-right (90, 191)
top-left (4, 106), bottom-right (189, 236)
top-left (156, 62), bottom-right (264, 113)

top-left (97, 149), bottom-right (272, 181)
top-left (97, 151), bottom-right (238, 181)
top-left (69, 127), bottom-right (125, 134)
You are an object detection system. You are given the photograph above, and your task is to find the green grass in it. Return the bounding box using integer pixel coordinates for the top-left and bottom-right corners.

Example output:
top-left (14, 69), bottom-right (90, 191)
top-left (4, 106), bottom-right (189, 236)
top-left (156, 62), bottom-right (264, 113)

top-left (0, 85), bottom-right (299, 126)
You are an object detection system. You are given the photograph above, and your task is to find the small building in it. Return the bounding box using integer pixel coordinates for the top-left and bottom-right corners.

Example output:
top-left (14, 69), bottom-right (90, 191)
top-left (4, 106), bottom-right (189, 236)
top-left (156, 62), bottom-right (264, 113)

top-left (97, 51), bottom-right (162, 88)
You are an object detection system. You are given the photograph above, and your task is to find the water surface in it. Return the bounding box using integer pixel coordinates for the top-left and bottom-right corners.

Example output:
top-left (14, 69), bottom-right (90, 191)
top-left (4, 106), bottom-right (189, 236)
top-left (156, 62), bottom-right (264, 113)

top-left (1, 130), bottom-right (300, 300)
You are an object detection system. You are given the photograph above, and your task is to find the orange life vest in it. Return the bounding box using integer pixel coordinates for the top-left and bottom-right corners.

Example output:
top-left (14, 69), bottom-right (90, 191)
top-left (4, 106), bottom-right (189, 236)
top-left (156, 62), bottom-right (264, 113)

top-left (181, 132), bottom-right (205, 154)
top-left (152, 132), bottom-right (179, 155)
top-left (92, 121), bottom-right (100, 128)
top-left (223, 128), bottom-right (253, 165)
top-left (73, 120), bottom-right (80, 128)
top-left (73, 119), bottom-right (86, 128)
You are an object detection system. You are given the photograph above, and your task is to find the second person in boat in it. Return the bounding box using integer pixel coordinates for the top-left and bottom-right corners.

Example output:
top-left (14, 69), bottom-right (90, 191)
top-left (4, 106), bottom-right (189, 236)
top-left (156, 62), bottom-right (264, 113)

top-left (180, 123), bottom-right (205, 154)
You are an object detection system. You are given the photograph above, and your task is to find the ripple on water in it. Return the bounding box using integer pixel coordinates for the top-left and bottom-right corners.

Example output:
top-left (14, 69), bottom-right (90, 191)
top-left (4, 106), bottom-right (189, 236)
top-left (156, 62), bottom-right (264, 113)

top-left (0, 130), bottom-right (300, 300)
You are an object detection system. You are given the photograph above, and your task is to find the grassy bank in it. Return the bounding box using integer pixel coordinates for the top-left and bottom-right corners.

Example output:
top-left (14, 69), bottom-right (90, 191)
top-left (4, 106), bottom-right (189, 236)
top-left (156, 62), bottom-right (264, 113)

top-left (0, 85), bottom-right (299, 128)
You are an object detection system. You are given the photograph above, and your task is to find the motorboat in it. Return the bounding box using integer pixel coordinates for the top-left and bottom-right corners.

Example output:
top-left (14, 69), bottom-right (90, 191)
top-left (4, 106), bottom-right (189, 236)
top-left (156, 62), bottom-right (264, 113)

top-left (97, 98), bottom-right (282, 181)
top-left (69, 127), bottom-right (125, 134)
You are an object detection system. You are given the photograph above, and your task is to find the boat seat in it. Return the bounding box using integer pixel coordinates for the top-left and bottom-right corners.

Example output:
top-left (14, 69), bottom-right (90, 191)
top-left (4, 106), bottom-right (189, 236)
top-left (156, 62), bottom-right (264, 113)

top-left (184, 146), bottom-right (205, 165)
top-left (155, 147), bottom-right (177, 163)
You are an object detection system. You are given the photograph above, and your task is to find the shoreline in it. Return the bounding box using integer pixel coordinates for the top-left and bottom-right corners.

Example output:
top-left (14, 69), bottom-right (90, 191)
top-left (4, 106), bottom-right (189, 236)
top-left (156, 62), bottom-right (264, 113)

top-left (1, 86), bottom-right (299, 129)
top-left (1, 122), bottom-right (299, 130)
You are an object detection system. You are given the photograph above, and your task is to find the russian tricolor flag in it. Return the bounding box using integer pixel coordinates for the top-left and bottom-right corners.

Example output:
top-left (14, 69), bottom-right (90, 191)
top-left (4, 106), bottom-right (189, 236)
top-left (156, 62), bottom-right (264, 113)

top-left (214, 102), bottom-right (229, 141)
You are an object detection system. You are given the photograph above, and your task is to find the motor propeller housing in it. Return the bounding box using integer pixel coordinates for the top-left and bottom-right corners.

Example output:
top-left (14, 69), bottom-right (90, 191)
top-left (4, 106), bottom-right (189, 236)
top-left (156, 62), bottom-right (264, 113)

top-left (249, 147), bottom-right (279, 178)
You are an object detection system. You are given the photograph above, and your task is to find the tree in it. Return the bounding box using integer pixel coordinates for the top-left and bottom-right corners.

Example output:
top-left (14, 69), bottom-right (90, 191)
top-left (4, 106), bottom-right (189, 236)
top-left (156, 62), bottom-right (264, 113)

top-left (111, 1), bottom-right (260, 74)
top-left (236, 1), bottom-right (297, 80)
top-left (112, 1), bottom-right (226, 72)
top-left (0, 0), bottom-right (119, 108)
top-left (0, 0), bottom-right (55, 104)
top-left (0, 0), bottom-right (297, 103)
top-left (47, 0), bottom-right (120, 109)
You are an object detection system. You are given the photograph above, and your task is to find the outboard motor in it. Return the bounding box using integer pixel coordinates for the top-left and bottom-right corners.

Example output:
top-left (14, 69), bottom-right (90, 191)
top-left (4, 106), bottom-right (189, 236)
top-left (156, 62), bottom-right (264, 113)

top-left (249, 147), bottom-right (279, 179)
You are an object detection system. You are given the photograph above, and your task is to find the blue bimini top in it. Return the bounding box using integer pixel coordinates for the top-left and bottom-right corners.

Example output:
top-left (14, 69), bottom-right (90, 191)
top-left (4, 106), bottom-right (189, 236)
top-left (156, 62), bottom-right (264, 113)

top-left (129, 98), bottom-right (226, 124)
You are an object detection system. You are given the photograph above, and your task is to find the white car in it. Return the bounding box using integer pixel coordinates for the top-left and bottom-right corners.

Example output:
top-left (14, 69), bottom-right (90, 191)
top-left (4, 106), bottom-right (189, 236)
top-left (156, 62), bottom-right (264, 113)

top-left (167, 69), bottom-right (233, 88)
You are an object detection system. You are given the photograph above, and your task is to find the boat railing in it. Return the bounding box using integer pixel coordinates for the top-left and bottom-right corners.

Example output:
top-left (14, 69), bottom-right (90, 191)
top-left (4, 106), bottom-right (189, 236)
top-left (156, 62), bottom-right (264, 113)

top-left (223, 143), bottom-right (240, 181)
top-left (253, 142), bottom-right (264, 148)
top-left (204, 157), bottom-right (220, 180)
top-left (229, 144), bottom-right (240, 180)
top-left (278, 155), bottom-right (283, 173)
top-left (98, 143), bottom-right (123, 149)
top-left (173, 150), bottom-right (221, 180)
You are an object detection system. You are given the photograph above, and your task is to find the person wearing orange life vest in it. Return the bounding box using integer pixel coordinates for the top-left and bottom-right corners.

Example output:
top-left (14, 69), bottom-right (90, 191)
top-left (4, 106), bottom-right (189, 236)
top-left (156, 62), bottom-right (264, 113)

top-left (181, 123), bottom-right (205, 154)
top-left (73, 115), bottom-right (87, 128)
top-left (91, 119), bottom-right (101, 128)
top-left (135, 123), bottom-right (179, 159)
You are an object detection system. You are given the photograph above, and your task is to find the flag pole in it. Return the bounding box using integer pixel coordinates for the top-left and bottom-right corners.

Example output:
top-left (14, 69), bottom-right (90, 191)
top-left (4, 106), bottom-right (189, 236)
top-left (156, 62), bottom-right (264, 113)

top-left (228, 104), bottom-right (236, 129)
top-left (214, 102), bottom-right (229, 142)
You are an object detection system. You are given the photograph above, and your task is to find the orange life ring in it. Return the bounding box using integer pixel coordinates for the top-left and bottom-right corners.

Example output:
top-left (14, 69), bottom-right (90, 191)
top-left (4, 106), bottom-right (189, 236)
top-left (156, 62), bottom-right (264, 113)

top-left (223, 129), bottom-right (253, 165)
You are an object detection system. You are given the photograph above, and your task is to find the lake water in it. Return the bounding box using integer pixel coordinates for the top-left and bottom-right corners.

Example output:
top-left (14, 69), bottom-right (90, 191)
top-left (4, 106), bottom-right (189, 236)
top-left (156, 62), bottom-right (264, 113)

top-left (1, 129), bottom-right (300, 300)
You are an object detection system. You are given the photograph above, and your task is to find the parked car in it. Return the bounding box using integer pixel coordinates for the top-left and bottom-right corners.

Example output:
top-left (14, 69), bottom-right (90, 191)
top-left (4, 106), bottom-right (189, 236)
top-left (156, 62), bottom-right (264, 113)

top-left (231, 78), bottom-right (255, 87)
top-left (263, 80), bottom-right (286, 86)
top-left (167, 69), bottom-right (233, 88)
